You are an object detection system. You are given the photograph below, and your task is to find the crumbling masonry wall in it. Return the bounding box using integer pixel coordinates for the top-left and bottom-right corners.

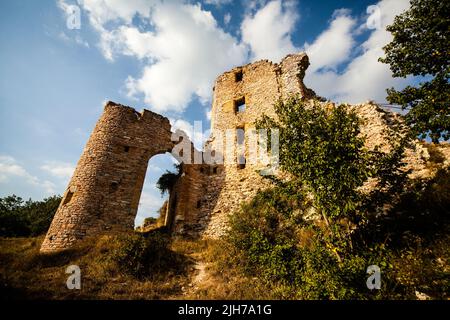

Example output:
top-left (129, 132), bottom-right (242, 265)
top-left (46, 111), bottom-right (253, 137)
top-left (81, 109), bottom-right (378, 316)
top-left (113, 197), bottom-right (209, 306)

top-left (170, 53), bottom-right (317, 237)
top-left (169, 52), bottom-right (432, 238)
top-left (41, 51), bottom-right (436, 252)
top-left (41, 53), bottom-right (318, 250)
top-left (40, 102), bottom-right (173, 252)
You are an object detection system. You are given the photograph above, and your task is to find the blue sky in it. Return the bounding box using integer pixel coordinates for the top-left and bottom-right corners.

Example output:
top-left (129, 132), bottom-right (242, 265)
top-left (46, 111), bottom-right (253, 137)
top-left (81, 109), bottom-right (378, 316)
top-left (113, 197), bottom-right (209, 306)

top-left (0, 0), bottom-right (414, 225)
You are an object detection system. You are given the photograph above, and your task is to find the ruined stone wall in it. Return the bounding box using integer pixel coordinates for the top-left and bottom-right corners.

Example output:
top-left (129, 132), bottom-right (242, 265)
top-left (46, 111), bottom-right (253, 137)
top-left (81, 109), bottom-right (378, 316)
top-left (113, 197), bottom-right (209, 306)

top-left (168, 163), bottom-right (224, 236)
top-left (171, 53), bottom-right (316, 238)
top-left (210, 53), bottom-right (314, 134)
top-left (42, 51), bottom-right (443, 252)
top-left (170, 52), bottom-right (434, 238)
top-left (203, 54), bottom-right (316, 237)
top-left (40, 102), bottom-right (173, 252)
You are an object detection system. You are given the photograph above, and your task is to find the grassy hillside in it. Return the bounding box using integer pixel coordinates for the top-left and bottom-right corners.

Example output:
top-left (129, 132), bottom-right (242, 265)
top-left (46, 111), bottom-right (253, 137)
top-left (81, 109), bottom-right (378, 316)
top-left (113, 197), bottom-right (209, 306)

top-left (0, 224), bottom-right (448, 300)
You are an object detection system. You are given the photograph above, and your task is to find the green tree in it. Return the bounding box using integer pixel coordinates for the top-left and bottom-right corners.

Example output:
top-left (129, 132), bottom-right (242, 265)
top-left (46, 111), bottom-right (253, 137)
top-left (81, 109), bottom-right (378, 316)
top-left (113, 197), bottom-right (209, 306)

top-left (0, 194), bottom-right (61, 237)
top-left (379, 0), bottom-right (450, 142)
top-left (257, 98), bottom-right (369, 227)
top-left (256, 97), bottom-right (409, 258)
top-left (24, 195), bottom-right (61, 235)
top-left (156, 163), bottom-right (181, 196)
top-left (0, 195), bottom-right (30, 237)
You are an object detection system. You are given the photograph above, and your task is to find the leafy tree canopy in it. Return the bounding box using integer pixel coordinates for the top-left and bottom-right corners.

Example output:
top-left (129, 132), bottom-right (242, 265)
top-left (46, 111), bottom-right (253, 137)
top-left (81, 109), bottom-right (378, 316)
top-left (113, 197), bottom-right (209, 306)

top-left (0, 194), bottom-right (61, 237)
top-left (256, 97), bottom-right (409, 257)
top-left (156, 163), bottom-right (181, 196)
top-left (379, 0), bottom-right (449, 142)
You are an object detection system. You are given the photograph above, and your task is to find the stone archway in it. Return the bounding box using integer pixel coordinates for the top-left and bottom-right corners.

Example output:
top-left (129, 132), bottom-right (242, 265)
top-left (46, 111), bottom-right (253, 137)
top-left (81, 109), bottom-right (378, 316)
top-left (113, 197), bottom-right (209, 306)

top-left (134, 152), bottom-right (179, 230)
top-left (40, 102), bottom-right (174, 253)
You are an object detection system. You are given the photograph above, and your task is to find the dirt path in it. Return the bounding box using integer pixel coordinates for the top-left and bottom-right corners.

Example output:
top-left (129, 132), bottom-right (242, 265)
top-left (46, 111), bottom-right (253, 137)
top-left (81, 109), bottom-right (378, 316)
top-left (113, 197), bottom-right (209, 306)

top-left (180, 254), bottom-right (209, 298)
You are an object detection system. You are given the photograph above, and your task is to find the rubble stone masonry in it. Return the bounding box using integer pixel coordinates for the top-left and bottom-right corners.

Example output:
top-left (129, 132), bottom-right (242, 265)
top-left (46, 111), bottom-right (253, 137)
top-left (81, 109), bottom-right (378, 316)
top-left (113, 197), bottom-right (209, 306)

top-left (40, 102), bottom-right (173, 252)
top-left (179, 53), bottom-right (316, 237)
top-left (41, 52), bottom-right (444, 252)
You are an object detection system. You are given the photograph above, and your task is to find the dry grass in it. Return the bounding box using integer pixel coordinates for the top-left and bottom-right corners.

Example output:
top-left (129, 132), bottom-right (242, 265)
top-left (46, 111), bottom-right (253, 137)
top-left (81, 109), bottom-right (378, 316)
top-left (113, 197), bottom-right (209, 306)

top-left (0, 234), bottom-right (192, 300)
top-left (175, 239), bottom-right (277, 300)
top-left (0, 234), bottom-right (278, 300)
top-left (1, 230), bottom-right (448, 300)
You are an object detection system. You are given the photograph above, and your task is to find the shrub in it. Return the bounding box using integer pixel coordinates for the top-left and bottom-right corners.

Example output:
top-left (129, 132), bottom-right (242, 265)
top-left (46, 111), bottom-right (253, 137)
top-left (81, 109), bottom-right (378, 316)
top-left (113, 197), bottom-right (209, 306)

top-left (226, 97), bottom-right (447, 299)
top-left (256, 98), bottom-right (410, 256)
top-left (110, 231), bottom-right (186, 279)
top-left (228, 186), bottom-right (303, 279)
top-left (156, 164), bottom-right (181, 195)
top-left (0, 195), bottom-right (61, 237)
top-left (228, 186), bottom-right (401, 299)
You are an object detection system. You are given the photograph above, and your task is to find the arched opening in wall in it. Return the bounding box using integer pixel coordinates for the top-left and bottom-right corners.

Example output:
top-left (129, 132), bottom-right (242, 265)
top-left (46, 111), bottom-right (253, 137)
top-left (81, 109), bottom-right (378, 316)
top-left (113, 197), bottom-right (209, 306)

top-left (134, 152), bottom-right (180, 231)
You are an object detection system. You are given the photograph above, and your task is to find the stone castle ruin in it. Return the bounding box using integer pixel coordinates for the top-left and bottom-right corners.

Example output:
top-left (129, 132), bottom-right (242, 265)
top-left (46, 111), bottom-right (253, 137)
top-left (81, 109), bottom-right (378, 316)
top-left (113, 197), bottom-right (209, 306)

top-left (40, 52), bottom-right (435, 253)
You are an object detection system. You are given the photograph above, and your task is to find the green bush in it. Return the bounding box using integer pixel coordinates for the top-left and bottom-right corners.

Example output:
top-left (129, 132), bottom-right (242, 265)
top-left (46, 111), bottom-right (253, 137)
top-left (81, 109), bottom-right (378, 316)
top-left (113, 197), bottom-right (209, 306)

top-left (227, 187), bottom-right (400, 299)
top-left (156, 164), bottom-right (181, 195)
top-left (0, 195), bottom-right (61, 237)
top-left (110, 231), bottom-right (187, 279)
top-left (227, 97), bottom-right (448, 299)
top-left (228, 186), bottom-right (302, 279)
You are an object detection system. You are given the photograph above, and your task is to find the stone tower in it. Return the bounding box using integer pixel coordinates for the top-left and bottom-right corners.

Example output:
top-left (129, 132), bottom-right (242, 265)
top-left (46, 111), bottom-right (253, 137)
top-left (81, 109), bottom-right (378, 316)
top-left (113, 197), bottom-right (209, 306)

top-left (41, 52), bottom-right (431, 253)
top-left (165, 52), bottom-right (428, 237)
top-left (40, 102), bottom-right (173, 252)
top-left (169, 53), bottom-right (316, 237)
top-left (41, 52), bottom-right (317, 252)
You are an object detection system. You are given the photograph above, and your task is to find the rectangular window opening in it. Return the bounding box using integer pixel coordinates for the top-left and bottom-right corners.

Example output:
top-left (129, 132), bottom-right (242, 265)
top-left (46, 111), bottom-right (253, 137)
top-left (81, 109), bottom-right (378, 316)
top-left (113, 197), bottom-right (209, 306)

top-left (236, 127), bottom-right (245, 145)
top-left (234, 97), bottom-right (246, 113)
top-left (235, 70), bottom-right (243, 82)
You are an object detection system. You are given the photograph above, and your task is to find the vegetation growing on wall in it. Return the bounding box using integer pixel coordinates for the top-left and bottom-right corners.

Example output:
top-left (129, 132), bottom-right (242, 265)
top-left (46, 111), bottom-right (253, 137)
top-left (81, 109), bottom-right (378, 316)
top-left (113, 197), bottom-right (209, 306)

top-left (156, 164), bottom-right (181, 196)
top-left (222, 97), bottom-right (450, 299)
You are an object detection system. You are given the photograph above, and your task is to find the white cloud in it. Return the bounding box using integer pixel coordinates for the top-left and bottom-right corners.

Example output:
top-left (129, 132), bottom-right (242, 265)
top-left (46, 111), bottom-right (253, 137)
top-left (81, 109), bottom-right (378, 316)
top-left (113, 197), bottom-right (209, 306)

top-left (70, 0), bottom-right (247, 114)
top-left (39, 181), bottom-right (57, 195)
top-left (304, 9), bottom-right (356, 72)
top-left (58, 0), bottom-right (414, 112)
top-left (41, 162), bottom-right (75, 179)
top-left (204, 0), bottom-right (232, 6)
top-left (58, 31), bottom-right (90, 48)
top-left (73, 0), bottom-right (156, 61)
top-left (223, 12), bottom-right (231, 25)
top-left (170, 118), bottom-right (210, 150)
top-left (0, 155), bottom-right (56, 194)
top-left (147, 163), bottom-right (163, 172)
top-left (0, 155), bottom-right (28, 179)
top-left (244, 0), bottom-right (271, 13)
top-left (205, 108), bottom-right (212, 121)
top-left (304, 0), bottom-right (412, 104)
top-left (241, 0), bottom-right (299, 62)
top-left (78, 0), bottom-right (154, 26)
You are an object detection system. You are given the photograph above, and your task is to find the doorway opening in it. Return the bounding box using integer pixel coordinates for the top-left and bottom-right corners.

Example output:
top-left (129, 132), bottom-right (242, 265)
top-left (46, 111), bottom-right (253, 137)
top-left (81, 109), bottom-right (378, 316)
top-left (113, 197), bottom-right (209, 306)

top-left (134, 152), bottom-right (179, 231)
